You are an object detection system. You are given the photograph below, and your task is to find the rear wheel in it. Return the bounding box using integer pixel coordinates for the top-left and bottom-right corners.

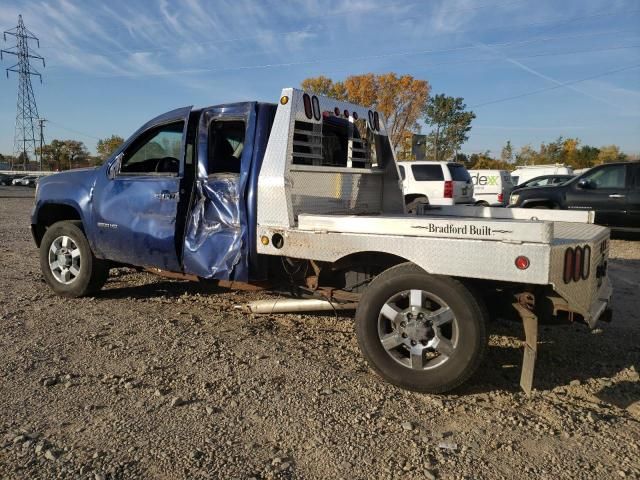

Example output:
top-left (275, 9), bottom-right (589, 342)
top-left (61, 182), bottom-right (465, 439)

top-left (40, 221), bottom-right (109, 297)
top-left (405, 196), bottom-right (429, 214)
top-left (355, 263), bottom-right (486, 393)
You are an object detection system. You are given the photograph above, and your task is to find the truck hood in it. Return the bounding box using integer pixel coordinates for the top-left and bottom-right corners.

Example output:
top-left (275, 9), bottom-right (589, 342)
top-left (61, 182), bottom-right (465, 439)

top-left (38, 167), bottom-right (99, 189)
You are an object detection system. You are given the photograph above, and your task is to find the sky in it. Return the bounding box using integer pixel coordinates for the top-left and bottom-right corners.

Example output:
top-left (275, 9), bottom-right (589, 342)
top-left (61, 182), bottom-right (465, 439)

top-left (0, 0), bottom-right (639, 157)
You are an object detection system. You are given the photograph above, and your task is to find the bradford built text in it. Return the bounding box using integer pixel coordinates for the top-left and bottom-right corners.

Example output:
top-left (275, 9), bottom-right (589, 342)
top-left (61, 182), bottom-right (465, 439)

top-left (418, 223), bottom-right (494, 236)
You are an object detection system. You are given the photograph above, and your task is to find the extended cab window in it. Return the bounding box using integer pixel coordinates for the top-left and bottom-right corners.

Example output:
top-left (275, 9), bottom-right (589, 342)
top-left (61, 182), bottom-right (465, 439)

top-left (208, 121), bottom-right (245, 175)
top-left (411, 164), bottom-right (444, 181)
top-left (583, 165), bottom-right (626, 189)
top-left (120, 121), bottom-right (184, 174)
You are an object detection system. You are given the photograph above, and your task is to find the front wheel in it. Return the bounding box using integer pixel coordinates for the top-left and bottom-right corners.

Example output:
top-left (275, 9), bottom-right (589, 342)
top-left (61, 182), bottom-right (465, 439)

top-left (40, 221), bottom-right (109, 297)
top-left (355, 263), bottom-right (487, 393)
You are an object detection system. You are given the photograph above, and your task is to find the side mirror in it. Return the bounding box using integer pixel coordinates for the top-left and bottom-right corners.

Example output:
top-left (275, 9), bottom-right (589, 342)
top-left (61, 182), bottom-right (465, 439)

top-left (108, 153), bottom-right (123, 179)
top-left (577, 178), bottom-right (591, 189)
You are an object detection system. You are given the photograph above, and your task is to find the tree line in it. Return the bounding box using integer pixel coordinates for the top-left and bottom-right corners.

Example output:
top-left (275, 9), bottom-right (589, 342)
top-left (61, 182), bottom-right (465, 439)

top-left (0, 135), bottom-right (125, 171)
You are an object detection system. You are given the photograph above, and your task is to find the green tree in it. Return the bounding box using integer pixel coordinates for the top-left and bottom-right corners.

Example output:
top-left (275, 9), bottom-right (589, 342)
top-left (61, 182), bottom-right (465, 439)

top-left (301, 73), bottom-right (430, 150)
top-left (38, 139), bottom-right (89, 171)
top-left (424, 94), bottom-right (475, 161)
top-left (96, 135), bottom-right (125, 161)
top-left (576, 145), bottom-right (599, 168)
top-left (500, 140), bottom-right (513, 163)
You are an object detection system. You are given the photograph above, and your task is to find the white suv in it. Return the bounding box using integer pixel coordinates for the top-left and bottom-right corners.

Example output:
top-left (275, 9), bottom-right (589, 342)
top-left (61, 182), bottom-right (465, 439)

top-left (397, 161), bottom-right (474, 211)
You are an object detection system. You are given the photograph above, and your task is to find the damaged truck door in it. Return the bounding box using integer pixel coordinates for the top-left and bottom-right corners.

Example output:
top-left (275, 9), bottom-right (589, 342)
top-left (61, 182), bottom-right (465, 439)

top-left (92, 107), bottom-right (192, 271)
top-left (182, 103), bottom-right (257, 281)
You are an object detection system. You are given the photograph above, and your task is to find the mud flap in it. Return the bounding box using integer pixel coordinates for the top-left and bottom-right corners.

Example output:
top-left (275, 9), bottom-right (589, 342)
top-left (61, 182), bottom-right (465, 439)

top-left (513, 293), bottom-right (538, 395)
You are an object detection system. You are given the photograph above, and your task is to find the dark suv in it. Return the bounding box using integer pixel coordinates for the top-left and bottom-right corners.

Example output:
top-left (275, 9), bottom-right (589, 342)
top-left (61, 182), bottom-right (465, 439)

top-left (509, 161), bottom-right (639, 231)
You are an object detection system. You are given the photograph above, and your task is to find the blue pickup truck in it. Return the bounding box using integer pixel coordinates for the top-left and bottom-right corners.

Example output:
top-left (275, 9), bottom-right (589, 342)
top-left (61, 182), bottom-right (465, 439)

top-left (31, 88), bottom-right (613, 394)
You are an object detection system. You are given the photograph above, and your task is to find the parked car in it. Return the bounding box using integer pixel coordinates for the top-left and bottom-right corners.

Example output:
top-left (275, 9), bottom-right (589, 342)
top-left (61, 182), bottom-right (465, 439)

top-left (0, 173), bottom-right (14, 185)
top-left (397, 161), bottom-right (474, 211)
top-left (510, 164), bottom-right (573, 186)
top-left (13, 175), bottom-right (38, 187)
top-left (513, 174), bottom-right (574, 191)
top-left (509, 161), bottom-right (640, 231)
top-left (468, 169), bottom-right (514, 206)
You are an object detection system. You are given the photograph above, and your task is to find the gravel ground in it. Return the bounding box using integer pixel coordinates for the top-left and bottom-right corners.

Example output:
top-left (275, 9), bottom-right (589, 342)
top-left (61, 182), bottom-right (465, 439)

top-left (0, 186), bottom-right (638, 479)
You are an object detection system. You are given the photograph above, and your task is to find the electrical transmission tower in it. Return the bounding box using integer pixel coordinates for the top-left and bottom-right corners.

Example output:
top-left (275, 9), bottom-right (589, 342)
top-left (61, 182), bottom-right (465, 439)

top-left (1, 15), bottom-right (45, 170)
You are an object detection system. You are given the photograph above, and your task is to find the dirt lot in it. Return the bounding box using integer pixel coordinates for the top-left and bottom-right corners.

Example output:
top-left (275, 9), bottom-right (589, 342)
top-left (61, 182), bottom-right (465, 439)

top-left (0, 186), bottom-right (638, 479)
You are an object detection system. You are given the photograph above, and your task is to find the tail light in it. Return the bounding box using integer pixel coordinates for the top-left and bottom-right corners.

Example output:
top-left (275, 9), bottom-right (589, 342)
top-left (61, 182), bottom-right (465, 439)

top-left (497, 193), bottom-right (504, 203)
top-left (302, 93), bottom-right (312, 119)
top-left (563, 245), bottom-right (591, 284)
top-left (563, 248), bottom-right (574, 284)
top-left (573, 246), bottom-right (583, 282)
top-left (582, 246), bottom-right (591, 280)
top-left (515, 256), bottom-right (530, 270)
top-left (444, 181), bottom-right (453, 198)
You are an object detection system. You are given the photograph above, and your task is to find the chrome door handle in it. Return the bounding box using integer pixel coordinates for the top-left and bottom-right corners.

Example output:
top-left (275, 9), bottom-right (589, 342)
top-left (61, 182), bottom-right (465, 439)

top-left (609, 194), bottom-right (625, 198)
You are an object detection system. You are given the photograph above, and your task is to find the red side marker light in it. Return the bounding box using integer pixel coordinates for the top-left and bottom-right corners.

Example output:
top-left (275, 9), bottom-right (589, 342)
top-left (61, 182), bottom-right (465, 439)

top-left (515, 256), bottom-right (530, 270)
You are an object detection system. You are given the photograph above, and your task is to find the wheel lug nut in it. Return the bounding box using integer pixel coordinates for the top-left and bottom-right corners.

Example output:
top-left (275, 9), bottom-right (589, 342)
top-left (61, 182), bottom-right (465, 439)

top-left (417, 313), bottom-right (424, 319)
top-left (411, 340), bottom-right (417, 346)
top-left (401, 333), bottom-right (407, 338)
top-left (407, 313), bottom-right (413, 320)
top-left (400, 321), bottom-right (406, 328)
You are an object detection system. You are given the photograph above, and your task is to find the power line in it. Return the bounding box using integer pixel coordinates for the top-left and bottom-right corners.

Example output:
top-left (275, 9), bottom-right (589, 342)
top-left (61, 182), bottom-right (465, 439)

top-left (471, 63), bottom-right (640, 108)
top-left (46, 119), bottom-right (100, 141)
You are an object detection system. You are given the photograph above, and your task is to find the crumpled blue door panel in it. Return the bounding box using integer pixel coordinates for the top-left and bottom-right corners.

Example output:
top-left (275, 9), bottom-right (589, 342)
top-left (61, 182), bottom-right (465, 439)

top-left (182, 103), bottom-right (256, 281)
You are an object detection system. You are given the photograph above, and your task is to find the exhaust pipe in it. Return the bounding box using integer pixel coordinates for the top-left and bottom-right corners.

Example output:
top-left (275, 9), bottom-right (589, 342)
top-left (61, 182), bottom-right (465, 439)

top-left (238, 298), bottom-right (357, 314)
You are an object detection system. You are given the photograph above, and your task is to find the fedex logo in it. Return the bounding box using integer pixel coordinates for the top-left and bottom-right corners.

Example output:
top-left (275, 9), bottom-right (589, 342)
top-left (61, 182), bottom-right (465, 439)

top-left (471, 174), bottom-right (498, 186)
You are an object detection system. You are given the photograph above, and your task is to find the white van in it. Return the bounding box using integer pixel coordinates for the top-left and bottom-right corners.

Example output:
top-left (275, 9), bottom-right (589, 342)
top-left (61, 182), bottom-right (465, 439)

top-left (397, 161), bottom-right (474, 210)
top-left (510, 164), bottom-right (573, 187)
top-left (468, 169), bottom-right (514, 206)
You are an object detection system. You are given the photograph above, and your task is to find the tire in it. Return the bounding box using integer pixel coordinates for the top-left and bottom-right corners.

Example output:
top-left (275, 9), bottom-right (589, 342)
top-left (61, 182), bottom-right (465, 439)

top-left (355, 263), bottom-right (486, 393)
top-left (405, 197), bottom-right (429, 214)
top-left (523, 203), bottom-right (556, 210)
top-left (40, 220), bottom-right (109, 297)
top-left (475, 201), bottom-right (489, 207)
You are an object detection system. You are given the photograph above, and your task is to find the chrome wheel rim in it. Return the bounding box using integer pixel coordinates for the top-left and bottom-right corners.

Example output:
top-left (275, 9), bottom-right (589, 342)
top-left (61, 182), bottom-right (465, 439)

top-left (378, 289), bottom-right (459, 370)
top-left (48, 235), bottom-right (81, 284)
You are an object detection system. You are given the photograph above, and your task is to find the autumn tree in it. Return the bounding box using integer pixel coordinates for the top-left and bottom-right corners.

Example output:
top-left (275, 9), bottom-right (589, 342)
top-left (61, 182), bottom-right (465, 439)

top-left (597, 145), bottom-right (627, 164)
top-left (515, 145), bottom-right (539, 165)
top-left (468, 151), bottom-right (511, 170)
top-left (301, 73), bottom-right (430, 150)
top-left (97, 135), bottom-right (125, 161)
top-left (424, 94), bottom-right (475, 161)
top-left (562, 138), bottom-right (580, 168)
